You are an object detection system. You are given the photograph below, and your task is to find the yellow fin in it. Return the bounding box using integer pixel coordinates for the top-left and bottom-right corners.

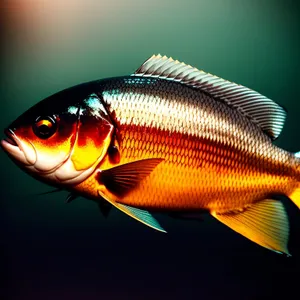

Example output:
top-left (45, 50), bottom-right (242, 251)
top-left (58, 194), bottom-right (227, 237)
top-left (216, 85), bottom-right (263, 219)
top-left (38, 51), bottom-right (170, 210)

top-left (288, 187), bottom-right (300, 209)
top-left (211, 199), bottom-right (290, 256)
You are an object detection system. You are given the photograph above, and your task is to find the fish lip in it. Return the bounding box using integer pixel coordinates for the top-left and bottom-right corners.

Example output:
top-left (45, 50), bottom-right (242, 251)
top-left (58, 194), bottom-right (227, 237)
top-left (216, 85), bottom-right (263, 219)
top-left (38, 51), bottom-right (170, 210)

top-left (1, 128), bottom-right (33, 166)
top-left (3, 128), bottom-right (18, 146)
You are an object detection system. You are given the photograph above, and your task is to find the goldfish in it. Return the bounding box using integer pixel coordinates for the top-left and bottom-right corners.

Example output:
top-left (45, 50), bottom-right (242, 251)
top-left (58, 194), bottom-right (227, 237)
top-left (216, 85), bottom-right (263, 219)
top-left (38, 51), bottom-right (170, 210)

top-left (2, 54), bottom-right (300, 256)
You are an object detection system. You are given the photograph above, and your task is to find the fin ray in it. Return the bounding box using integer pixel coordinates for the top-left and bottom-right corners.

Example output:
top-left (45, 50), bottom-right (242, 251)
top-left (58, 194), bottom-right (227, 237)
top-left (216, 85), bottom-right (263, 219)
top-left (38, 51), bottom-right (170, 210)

top-left (98, 189), bottom-right (166, 233)
top-left (97, 158), bottom-right (164, 197)
top-left (133, 54), bottom-right (287, 140)
top-left (211, 199), bottom-right (290, 255)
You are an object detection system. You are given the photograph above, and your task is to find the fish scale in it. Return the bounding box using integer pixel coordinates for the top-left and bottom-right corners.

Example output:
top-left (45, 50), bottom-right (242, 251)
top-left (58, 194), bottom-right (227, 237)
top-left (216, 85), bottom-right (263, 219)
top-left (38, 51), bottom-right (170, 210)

top-left (89, 76), bottom-right (297, 212)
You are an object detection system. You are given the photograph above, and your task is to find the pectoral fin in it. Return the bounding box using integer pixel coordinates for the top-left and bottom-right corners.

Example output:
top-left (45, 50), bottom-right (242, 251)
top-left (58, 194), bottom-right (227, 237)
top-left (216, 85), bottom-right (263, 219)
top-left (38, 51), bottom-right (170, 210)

top-left (97, 158), bottom-right (164, 197)
top-left (65, 193), bottom-right (78, 204)
top-left (211, 199), bottom-right (290, 256)
top-left (98, 189), bottom-right (166, 233)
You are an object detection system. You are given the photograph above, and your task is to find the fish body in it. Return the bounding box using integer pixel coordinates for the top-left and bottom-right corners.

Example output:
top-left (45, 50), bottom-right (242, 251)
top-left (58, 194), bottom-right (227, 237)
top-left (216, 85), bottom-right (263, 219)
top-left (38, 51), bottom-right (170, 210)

top-left (2, 54), bottom-right (300, 255)
top-left (75, 76), bottom-right (298, 213)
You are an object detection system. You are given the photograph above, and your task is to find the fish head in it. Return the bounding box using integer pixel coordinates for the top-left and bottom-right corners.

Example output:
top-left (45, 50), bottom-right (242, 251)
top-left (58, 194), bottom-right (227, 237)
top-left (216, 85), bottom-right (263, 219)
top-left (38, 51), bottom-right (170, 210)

top-left (1, 83), bottom-right (114, 186)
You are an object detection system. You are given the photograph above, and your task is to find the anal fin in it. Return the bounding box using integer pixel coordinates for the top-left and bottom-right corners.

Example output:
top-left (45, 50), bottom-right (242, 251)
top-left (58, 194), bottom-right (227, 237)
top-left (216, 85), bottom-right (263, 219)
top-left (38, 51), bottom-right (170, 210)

top-left (98, 200), bottom-right (112, 218)
top-left (98, 189), bottom-right (166, 233)
top-left (211, 199), bottom-right (290, 256)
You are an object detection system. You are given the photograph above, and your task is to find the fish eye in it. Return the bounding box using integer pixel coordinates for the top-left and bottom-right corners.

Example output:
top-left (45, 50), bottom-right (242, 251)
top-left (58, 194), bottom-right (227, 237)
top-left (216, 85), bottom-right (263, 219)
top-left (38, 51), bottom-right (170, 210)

top-left (32, 116), bottom-right (57, 139)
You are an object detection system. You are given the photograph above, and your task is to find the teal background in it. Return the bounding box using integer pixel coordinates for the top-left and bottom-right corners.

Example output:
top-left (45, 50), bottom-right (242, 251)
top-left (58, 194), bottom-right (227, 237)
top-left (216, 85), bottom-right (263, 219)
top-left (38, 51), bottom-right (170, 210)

top-left (1, 1), bottom-right (300, 299)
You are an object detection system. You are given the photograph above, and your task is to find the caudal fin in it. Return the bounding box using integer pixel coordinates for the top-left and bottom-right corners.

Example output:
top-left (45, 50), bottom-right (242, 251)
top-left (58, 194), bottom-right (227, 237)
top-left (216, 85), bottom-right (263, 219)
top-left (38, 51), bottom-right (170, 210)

top-left (290, 152), bottom-right (300, 209)
top-left (289, 187), bottom-right (300, 209)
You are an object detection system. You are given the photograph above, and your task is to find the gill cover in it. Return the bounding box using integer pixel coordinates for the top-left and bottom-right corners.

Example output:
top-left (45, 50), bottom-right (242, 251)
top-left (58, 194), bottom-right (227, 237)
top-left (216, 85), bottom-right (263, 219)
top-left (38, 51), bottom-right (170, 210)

top-left (6, 82), bottom-right (114, 185)
top-left (56, 94), bottom-right (114, 182)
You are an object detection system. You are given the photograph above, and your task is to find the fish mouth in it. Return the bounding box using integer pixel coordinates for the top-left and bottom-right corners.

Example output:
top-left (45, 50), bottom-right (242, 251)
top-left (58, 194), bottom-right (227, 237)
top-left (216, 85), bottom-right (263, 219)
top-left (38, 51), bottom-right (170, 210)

top-left (1, 128), bottom-right (20, 149)
top-left (3, 129), bottom-right (18, 146)
top-left (1, 128), bottom-right (33, 166)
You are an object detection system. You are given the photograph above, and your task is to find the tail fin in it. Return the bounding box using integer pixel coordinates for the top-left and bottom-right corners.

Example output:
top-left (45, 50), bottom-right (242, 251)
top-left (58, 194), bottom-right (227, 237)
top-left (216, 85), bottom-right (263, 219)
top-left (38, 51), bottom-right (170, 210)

top-left (289, 187), bottom-right (300, 209)
top-left (289, 151), bottom-right (300, 209)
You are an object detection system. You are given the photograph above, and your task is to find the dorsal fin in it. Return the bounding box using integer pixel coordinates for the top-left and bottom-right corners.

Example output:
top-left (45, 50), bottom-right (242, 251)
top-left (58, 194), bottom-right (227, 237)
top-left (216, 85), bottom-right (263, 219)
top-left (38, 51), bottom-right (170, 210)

top-left (132, 54), bottom-right (287, 140)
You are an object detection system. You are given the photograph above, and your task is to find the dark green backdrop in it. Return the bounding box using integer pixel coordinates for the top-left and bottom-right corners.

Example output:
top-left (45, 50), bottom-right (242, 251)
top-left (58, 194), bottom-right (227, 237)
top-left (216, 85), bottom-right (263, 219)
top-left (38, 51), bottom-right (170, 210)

top-left (1, 1), bottom-right (299, 299)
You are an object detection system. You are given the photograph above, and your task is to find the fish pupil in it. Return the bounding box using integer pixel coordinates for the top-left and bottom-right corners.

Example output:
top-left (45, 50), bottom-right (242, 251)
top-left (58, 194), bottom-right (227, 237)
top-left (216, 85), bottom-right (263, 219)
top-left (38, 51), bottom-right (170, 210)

top-left (39, 124), bottom-right (50, 135)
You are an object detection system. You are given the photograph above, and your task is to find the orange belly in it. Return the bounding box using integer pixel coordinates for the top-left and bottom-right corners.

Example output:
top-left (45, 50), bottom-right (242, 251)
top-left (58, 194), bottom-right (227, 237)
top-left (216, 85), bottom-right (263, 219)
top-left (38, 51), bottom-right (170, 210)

top-left (74, 126), bottom-right (297, 213)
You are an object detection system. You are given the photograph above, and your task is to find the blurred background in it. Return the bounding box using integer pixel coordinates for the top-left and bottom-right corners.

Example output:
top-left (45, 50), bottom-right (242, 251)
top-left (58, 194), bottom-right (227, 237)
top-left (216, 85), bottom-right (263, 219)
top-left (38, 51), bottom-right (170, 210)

top-left (1, 0), bottom-right (300, 299)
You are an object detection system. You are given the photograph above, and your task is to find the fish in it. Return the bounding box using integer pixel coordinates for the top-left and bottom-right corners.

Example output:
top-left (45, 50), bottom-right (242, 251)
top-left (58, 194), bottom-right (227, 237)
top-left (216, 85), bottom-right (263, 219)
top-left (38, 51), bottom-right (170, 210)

top-left (2, 54), bottom-right (300, 256)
